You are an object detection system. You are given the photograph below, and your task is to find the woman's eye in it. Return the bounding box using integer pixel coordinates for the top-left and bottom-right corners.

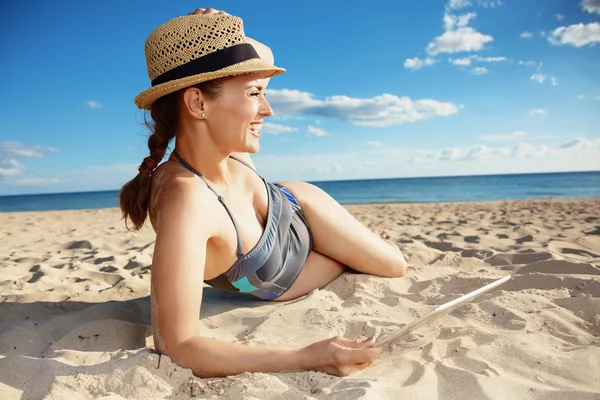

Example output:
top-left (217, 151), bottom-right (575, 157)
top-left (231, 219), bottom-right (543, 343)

top-left (251, 92), bottom-right (261, 97)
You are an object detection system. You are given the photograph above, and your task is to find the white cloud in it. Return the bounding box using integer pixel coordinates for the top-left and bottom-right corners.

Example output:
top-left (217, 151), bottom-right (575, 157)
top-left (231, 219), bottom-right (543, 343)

top-left (450, 55), bottom-right (506, 66)
top-left (0, 159), bottom-right (23, 177)
top-left (250, 138), bottom-right (600, 183)
top-left (0, 142), bottom-right (58, 158)
top-left (478, 0), bottom-right (503, 8)
top-left (444, 12), bottom-right (477, 30)
top-left (471, 67), bottom-right (490, 75)
top-left (581, 0), bottom-right (600, 14)
top-left (315, 162), bottom-right (343, 174)
top-left (559, 138), bottom-right (600, 149)
top-left (530, 63), bottom-right (558, 86)
top-left (465, 144), bottom-right (489, 159)
top-left (267, 89), bottom-right (459, 128)
top-left (448, 0), bottom-right (472, 9)
top-left (425, 140), bottom-right (590, 163)
top-left (482, 131), bottom-right (526, 141)
top-left (448, 0), bottom-right (503, 8)
top-left (548, 22), bottom-right (600, 47)
top-left (307, 125), bottom-right (328, 137)
top-left (555, 14), bottom-right (565, 21)
top-left (0, 142), bottom-right (59, 188)
top-left (11, 177), bottom-right (60, 185)
top-left (510, 143), bottom-right (549, 159)
top-left (520, 31), bottom-right (533, 38)
top-left (440, 147), bottom-right (461, 161)
top-left (86, 100), bottom-right (103, 109)
top-left (475, 56), bottom-right (506, 62)
top-left (60, 162), bottom-right (139, 191)
top-left (366, 141), bottom-right (383, 147)
top-left (519, 60), bottom-right (537, 66)
top-left (359, 161), bottom-right (376, 171)
top-left (450, 57), bottom-right (472, 66)
top-left (530, 73), bottom-right (546, 83)
top-left (427, 27), bottom-right (493, 55)
top-left (528, 108), bottom-right (547, 117)
top-left (261, 122), bottom-right (297, 135)
top-left (409, 10), bottom-right (493, 67)
top-left (404, 57), bottom-right (437, 70)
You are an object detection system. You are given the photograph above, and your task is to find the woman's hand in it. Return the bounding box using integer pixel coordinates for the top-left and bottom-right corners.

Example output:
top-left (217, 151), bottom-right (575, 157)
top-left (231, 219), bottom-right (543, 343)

top-left (188, 8), bottom-right (229, 15)
top-left (299, 336), bottom-right (384, 376)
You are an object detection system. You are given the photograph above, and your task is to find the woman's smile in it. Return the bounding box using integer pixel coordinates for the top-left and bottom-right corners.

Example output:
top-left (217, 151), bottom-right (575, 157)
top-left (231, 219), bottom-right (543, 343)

top-left (248, 122), bottom-right (262, 138)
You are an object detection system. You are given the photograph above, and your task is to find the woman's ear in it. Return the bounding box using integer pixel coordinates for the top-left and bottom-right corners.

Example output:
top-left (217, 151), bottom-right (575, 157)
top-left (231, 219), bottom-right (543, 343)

top-left (181, 87), bottom-right (206, 120)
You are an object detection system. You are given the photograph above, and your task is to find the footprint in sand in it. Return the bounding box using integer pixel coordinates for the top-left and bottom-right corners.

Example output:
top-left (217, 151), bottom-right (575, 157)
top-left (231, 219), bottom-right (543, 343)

top-left (451, 357), bottom-right (500, 377)
top-left (553, 296), bottom-right (600, 332)
top-left (515, 260), bottom-right (600, 276)
top-left (464, 236), bottom-right (480, 244)
top-left (66, 240), bottom-right (93, 250)
top-left (94, 256), bottom-right (116, 265)
top-left (423, 241), bottom-right (463, 252)
top-left (460, 249), bottom-right (493, 260)
top-left (27, 271), bottom-right (44, 284)
top-left (515, 234), bottom-right (533, 244)
top-left (485, 252), bottom-right (553, 266)
top-left (546, 239), bottom-right (600, 259)
top-left (561, 248), bottom-right (600, 258)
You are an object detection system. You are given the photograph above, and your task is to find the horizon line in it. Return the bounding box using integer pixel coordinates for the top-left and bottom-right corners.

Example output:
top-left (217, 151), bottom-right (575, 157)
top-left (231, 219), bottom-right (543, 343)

top-left (1, 169), bottom-right (599, 198)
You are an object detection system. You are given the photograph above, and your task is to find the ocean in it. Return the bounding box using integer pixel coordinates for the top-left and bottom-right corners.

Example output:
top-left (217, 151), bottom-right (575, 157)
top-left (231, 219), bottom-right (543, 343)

top-left (1, 171), bottom-right (599, 213)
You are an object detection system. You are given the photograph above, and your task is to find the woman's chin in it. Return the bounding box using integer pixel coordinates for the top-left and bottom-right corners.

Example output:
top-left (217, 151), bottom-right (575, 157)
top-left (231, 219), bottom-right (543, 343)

top-left (244, 142), bottom-right (260, 154)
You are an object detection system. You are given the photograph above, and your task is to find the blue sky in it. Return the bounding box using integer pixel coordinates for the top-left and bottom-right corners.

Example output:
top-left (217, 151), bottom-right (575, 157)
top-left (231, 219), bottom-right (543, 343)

top-left (1, 0), bottom-right (599, 196)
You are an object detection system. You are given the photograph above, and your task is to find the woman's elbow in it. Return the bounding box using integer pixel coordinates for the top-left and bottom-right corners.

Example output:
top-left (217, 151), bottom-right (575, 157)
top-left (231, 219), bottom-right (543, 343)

top-left (386, 253), bottom-right (408, 278)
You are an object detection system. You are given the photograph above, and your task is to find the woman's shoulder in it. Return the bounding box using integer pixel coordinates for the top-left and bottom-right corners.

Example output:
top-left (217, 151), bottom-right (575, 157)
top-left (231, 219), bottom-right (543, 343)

top-left (149, 161), bottom-right (217, 228)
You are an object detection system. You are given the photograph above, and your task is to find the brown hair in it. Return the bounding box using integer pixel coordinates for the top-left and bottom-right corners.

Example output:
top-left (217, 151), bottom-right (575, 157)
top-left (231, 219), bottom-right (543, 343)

top-left (119, 80), bottom-right (224, 231)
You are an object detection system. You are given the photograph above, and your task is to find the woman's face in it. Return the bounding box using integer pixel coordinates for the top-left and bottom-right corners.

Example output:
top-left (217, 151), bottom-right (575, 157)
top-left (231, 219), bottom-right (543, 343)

top-left (203, 73), bottom-right (273, 154)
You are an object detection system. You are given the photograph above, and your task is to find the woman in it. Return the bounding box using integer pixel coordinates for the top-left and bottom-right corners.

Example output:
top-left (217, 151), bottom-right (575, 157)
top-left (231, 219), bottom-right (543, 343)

top-left (120, 9), bottom-right (407, 378)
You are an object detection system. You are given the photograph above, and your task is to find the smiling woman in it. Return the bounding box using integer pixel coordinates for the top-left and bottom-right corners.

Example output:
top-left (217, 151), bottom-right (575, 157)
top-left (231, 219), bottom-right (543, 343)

top-left (118, 8), bottom-right (407, 378)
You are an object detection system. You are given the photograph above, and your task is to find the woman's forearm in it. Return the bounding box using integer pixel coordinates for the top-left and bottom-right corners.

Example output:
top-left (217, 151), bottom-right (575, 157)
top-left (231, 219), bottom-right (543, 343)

top-left (170, 336), bottom-right (310, 377)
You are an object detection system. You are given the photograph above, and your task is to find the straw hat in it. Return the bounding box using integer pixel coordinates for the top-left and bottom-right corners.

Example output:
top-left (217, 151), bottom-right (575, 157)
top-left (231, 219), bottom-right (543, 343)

top-left (134, 14), bottom-right (285, 109)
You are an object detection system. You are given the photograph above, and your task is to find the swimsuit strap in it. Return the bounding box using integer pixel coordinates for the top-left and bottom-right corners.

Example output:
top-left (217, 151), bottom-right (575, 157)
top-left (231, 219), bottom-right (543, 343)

top-left (173, 151), bottom-right (244, 258)
top-left (229, 154), bottom-right (264, 181)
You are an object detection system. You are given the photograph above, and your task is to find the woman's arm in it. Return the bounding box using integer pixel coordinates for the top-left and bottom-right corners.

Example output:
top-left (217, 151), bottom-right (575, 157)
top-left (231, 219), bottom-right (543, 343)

top-left (151, 177), bottom-right (382, 378)
top-left (151, 180), bottom-right (299, 376)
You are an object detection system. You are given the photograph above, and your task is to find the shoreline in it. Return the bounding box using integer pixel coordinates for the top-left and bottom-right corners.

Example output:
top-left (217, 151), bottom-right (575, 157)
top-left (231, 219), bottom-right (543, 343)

top-left (1, 198), bottom-right (599, 399)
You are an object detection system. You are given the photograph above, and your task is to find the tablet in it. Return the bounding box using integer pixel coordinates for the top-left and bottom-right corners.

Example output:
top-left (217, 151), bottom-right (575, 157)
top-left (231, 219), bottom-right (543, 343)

top-left (373, 275), bottom-right (511, 348)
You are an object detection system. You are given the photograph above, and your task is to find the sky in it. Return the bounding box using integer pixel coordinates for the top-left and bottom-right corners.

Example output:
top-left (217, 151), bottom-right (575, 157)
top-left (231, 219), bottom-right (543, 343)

top-left (1, 0), bottom-right (599, 196)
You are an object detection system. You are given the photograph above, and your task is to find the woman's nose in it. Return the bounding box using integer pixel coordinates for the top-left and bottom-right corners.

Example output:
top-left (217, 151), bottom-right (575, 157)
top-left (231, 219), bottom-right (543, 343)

top-left (259, 97), bottom-right (273, 117)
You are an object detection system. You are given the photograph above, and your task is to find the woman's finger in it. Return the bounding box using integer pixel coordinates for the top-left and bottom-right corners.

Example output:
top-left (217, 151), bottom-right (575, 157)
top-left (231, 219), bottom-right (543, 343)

top-left (334, 335), bottom-right (375, 349)
top-left (188, 8), bottom-right (206, 15)
top-left (335, 346), bottom-right (382, 366)
top-left (188, 8), bottom-right (228, 16)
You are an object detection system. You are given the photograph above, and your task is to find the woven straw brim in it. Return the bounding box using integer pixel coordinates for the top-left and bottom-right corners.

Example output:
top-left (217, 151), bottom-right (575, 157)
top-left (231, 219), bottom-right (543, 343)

top-left (134, 58), bottom-right (285, 110)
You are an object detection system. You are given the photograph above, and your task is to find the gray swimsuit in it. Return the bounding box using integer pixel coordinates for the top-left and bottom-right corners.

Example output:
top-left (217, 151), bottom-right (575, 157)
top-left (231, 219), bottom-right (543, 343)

top-left (174, 152), bottom-right (313, 300)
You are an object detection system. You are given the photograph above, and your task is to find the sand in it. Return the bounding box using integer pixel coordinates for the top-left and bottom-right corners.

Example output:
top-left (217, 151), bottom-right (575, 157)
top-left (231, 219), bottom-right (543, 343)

top-left (1, 198), bottom-right (599, 399)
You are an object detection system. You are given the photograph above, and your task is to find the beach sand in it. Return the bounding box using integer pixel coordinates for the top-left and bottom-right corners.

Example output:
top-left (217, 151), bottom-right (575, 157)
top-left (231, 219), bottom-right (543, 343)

top-left (1, 198), bottom-right (599, 399)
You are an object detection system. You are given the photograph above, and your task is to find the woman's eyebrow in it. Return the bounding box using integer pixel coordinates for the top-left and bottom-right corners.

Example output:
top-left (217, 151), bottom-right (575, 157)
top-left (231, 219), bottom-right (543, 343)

top-left (245, 85), bottom-right (264, 91)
